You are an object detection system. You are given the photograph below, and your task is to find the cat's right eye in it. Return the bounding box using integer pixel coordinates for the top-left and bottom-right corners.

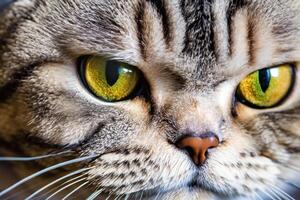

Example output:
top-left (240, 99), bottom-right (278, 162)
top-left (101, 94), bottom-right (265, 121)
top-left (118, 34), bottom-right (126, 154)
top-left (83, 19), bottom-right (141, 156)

top-left (236, 64), bottom-right (296, 109)
top-left (78, 56), bottom-right (146, 102)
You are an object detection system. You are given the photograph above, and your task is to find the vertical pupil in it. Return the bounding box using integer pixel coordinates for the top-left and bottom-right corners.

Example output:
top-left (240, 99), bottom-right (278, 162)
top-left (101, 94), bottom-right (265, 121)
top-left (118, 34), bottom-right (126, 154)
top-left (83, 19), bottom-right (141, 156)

top-left (258, 68), bottom-right (271, 93)
top-left (106, 60), bottom-right (120, 86)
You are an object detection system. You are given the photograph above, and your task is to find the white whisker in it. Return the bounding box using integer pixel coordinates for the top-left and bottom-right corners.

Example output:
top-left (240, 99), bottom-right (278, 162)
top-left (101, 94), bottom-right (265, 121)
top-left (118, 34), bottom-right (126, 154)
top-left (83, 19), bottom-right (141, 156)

top-left (286, 182), bottom-right (300, 190)
top-left (86, 188), bottom-right (105, 200)
top-left (138, 191), bottom-right (144, 200)
top-left (25, 167), bottom-right (92, 200)
top-left (253, 190), bottom-right (264, 200)
top-left (36, 174), bottom-right (88, 199)
top-left (270, 184), bottom-right (295, 200)
top-left (62, 181), bottom-right (89, 200)
top-left (258, 188), bottom-right (276, 200)
top-left (45, 177), bottom-right (87, 200)
top-left (124, 194), bottom-right (130, 200)
top-left (105, 193), bottom-right (113, 200)
top-left (289, 164), bottom-right (300, 171)
top-left (113, 194), bottom-right (120, 200)
top-left (282, 164), bottom-right (300, 174)
top-left (0, 151), bottom-right (71, 161)
top-left (278, 177), bottom-right (300, 190)
top-left (59, 173), bottom-right (89, 187)
top-left (0, 154), bottom-right (98, 197)
top-left (267, 188), bottom-right (283, 200)
top-left (116, 194), bottom-right (125, 200)
top-left (108, 185), bottom-right (125, 200)
top-left (153, 191), bottom-right (161, 200)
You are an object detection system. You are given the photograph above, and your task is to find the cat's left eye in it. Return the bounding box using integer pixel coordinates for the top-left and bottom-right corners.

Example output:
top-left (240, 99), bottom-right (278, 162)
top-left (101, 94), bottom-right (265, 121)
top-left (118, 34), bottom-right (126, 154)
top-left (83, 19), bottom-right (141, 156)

top-left (236, 64), bottom-right (296, 109)
top-left (78, 56), bottom-right (143, 102)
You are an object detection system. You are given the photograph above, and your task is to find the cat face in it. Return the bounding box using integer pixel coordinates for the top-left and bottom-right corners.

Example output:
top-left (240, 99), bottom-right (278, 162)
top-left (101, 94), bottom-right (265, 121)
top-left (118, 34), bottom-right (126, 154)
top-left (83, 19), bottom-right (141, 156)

top-left (0, 0), bottom-right (300, 199)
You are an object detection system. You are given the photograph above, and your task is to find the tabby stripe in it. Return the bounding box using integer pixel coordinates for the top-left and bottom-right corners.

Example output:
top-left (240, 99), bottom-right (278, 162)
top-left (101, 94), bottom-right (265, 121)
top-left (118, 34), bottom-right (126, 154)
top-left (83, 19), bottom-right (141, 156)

top-left (247, 17), bottom-right (256, 65)
top-left (0, 1), bottom-right (43, 102)
top-left (146, 0), bottom-right (173, 49)
top-left (71, 123), bottom-right (105, 148)
top-left (0, 63), bottom-right (40, 102)
top-left (226, 0), bottom-right (248, 57)
top-left (278, 127), bottom-right (300, 153)
top-left (135, 0), bottom-right (147, 60)
top-left (180, 0), bottom-right (216, 58)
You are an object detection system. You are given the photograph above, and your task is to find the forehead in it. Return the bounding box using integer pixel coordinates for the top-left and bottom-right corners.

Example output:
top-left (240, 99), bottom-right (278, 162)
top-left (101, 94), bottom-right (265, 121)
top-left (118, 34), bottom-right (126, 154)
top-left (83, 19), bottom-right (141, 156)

top-left (1, 0), bottom-right (299, 89)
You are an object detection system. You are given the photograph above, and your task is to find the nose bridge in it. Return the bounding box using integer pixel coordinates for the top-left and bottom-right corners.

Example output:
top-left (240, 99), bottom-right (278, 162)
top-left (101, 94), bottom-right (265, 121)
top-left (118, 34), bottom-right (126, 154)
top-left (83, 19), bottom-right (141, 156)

top-left (173, 95), bottom-right (221, 133)
top-left (168, 95), bottom-right (222, 166)
top-left (160, 94), bottom-right (224, 166)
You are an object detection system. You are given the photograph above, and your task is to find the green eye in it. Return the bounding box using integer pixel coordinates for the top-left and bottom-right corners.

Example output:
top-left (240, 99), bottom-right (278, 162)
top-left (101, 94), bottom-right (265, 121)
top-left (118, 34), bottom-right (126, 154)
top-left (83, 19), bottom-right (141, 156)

top-left (236, 64), bottom-right (295, 108)
top-left (79, 56), bottom-right (142, 102)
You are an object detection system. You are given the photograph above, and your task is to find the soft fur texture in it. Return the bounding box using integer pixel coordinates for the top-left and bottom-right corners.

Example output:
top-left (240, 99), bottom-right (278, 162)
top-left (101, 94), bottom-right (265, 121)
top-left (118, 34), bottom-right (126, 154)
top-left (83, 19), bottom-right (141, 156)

top-left (0, 0), bottom-right (300, 199)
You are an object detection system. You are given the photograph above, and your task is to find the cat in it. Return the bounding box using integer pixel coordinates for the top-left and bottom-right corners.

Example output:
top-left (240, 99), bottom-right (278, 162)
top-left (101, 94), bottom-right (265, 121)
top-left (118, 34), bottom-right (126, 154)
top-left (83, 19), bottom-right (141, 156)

top-left (0, 0), bottom-right (300, 199)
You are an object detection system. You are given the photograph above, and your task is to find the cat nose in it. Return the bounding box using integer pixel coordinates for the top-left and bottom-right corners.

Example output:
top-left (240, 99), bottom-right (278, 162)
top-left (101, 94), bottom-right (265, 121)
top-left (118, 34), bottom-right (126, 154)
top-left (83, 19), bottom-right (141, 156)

top-left (176, 133), bottom-right (219, 166)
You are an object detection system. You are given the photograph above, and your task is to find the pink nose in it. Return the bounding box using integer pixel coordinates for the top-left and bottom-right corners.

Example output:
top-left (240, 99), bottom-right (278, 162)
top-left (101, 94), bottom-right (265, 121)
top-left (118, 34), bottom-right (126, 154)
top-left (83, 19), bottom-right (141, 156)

top-left (176, 135), bottom-right (219, 166)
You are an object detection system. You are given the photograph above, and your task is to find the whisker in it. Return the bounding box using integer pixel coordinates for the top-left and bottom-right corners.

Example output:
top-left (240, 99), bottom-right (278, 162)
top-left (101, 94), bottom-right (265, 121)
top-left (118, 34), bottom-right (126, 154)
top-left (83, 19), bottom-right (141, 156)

top-left (101, 188), bottom-right (116, 200)
top-left (86, 188), bottom-right (105, 200)
top-left (270, 184), bottom-right (295, 200)
top-left (115, 194), bottom-right (125, 200)
top-left (271, 188), bottom-right (291, 200)
top-left (0, 151), bottom-right (71, 161)
top-left (258, 188), bottom-right (276, 200)
top-left (282, 164), bottom-right (300, 174)
top-left (59, 173), bottom-right (89, 187)
top-left (253, 190), bottom-right (264, 200)
top-left (286, 182), bottom-right (300, 190)
top-left (138, 191), bottom-right (144, 200)
top-left (124, 194), bottom-right (130, 200)
top-left (289, 164), bottom-right (300, 171)
top-left (153, 191), bottom-right (161, 200)
top-left (62, 181), bottom-right (89, 200)
top-left (267, 188), bottom-right (283, 200)
top-left (105, 193), bottom-right (113, 200)
top-left (278, 177), bottom-right (300, 190)
top-left (25, 167), bottom-right (92, 200)
top-left (2, 181), bottom-right (45, 200)
top-left (45, 177), bottom-right (87, 200)
top-left (106, 185), bottom-right (125, 200)
top-left (0, 154), bottom-right (98, 197)
top-left (36, 174), bottom-right (89, 200)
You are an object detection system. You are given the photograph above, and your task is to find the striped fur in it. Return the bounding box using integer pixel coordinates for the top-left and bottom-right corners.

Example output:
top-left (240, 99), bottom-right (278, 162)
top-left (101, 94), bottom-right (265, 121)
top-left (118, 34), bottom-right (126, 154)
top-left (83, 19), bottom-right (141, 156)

top-left (0, 0), bottom-right (300, 199)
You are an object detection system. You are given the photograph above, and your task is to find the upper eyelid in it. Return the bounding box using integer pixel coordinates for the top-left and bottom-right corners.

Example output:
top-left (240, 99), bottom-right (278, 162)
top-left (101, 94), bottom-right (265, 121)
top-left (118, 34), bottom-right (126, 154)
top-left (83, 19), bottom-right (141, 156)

top-left (234, 62), bottom-right (297, 80)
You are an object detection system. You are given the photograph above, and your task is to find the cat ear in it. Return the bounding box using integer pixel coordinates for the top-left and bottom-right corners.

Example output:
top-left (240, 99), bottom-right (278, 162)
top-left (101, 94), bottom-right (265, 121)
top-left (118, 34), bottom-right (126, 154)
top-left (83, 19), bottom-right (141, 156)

top-left (0, 0), bottom-right (14, 12)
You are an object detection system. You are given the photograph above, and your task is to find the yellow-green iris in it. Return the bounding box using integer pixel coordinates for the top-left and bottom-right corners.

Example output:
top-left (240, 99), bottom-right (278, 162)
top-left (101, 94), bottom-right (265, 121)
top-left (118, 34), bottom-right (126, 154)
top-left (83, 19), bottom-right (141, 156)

top-left (82, 56), bottom-right (140, 102)
top-left (237, 64), bottom-right (295, 108)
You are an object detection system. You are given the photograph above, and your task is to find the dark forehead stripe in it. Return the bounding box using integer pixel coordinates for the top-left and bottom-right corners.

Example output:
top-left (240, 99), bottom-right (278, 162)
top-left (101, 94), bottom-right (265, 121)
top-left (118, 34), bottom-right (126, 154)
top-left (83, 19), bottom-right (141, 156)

top-left (146, 0), bottom-right (173, 48)
top-left (227, 0), bottom-right (249, 56)
top-left (135, 0), bottom-right (147, 60)
top-left (0, 63), bottom-right (40, 102)
top-left (0, 1), bottom-right (44, 103)
top-left (136, 0), bottom-right (173, 59)
top-left (180, 0), bottom-right (215, 58)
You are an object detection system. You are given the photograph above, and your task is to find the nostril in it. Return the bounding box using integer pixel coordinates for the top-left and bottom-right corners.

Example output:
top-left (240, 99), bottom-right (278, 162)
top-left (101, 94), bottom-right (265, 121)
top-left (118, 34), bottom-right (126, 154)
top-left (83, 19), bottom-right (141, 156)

top-left (175, 133), bottom-right (220, 166)
top-left (183, 146), bottom-right (195, 157)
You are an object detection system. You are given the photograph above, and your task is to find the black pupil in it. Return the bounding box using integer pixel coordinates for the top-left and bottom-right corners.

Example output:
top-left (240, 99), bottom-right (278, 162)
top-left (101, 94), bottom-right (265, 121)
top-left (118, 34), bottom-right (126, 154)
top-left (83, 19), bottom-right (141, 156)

top-left (105, 60), bottom-right (120, 86)
top-left (258, 68), bottom-right (271, 93)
